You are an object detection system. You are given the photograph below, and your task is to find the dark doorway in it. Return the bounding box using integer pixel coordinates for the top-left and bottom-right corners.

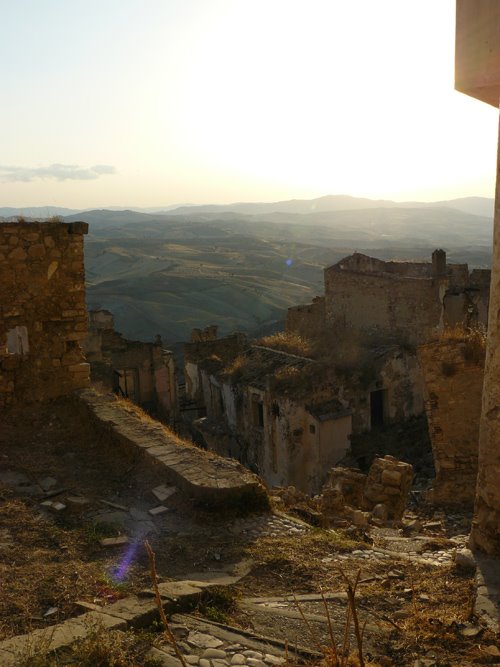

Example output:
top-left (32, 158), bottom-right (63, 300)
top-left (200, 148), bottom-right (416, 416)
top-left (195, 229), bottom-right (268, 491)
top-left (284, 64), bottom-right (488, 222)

top-left (370, 389), bottom-right (386, 429)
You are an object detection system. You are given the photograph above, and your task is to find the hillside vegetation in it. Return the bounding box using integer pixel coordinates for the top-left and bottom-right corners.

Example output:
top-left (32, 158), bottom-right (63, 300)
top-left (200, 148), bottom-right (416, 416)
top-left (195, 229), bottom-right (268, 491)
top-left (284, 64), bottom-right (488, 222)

top-left (58, 196), bottom-right (494, 346)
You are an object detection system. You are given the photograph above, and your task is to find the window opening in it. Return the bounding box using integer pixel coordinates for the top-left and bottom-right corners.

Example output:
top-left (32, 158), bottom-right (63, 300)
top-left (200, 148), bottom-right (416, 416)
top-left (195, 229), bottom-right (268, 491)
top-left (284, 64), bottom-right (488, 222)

top-left (6, 326), bottom-right (29, 355)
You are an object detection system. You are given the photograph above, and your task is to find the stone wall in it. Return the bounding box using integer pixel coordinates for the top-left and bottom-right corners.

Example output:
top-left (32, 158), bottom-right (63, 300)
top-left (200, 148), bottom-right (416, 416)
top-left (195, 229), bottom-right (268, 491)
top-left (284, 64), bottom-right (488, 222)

top-left (75, 389), bottom-right (269, 511)
top-left (364, 455), bottom-right (414, 520)
top-left (324, 267), bottom-right (446, 345)
top-left (0, 221), bottom-right (90, 408)
top-left (285, 297), bottom-right (325, 338)
top-left (321, 455), bottom-right (413, 525)
top-left (455, 0), bottom-right (500, 556)
top-left (323, 252), bottom-right (489, 346)
top-left (418, 339), bottom-right (485, 505)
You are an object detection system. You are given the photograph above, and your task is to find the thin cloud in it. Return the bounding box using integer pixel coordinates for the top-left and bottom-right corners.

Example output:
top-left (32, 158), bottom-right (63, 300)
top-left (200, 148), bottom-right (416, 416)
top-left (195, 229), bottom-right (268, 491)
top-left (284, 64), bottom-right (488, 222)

top-left (0, 163), bottom-right (116, 183)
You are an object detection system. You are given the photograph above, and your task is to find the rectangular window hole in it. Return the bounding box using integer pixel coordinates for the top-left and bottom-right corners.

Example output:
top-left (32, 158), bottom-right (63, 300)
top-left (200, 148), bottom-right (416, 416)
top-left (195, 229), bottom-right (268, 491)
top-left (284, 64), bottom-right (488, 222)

top-left (6, 326), bottom-right (29, 355)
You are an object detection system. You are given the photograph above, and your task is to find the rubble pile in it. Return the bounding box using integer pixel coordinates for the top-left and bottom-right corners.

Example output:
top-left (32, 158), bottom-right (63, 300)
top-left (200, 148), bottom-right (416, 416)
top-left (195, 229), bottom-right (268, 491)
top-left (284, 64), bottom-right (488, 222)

top-left (364, 455), bottom-right (414, 521)
top-left (274, 455), bottom-right (414, 529)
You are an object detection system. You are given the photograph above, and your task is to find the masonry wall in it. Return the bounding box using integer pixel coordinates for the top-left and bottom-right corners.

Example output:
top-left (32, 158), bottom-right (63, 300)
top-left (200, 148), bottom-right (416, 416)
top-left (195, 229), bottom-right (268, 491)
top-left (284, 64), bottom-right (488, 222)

top-left (0, 221), bottom-right (90, 408)
top-left (418, 340), bottom-right (484, 505)
top-left (324, 269), bottom-right (446, 345)
top-left (285, 297), bottom-right (325, 338)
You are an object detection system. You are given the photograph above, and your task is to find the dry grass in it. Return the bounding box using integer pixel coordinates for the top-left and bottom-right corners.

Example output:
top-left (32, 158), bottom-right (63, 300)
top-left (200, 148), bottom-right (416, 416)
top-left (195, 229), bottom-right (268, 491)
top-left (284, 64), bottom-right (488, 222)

top-left (15, 625), bottom-right (161, 666)
top-left (238, 530), bottom-right (488, 666)
top-left (0, 489), bottom-right (143, 641)
top-left (438, 325), bottom-right (486, 368)
top-left (223, 353), bottom-right (246, 378)
top-left (257, 332), bottom-right (314, 357)
top-left (113, 394), bottom-right (202, 451)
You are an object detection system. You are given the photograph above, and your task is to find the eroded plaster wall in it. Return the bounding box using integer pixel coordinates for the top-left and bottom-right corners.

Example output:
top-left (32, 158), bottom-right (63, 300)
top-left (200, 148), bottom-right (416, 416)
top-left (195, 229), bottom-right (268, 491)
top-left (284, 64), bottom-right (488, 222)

top-left (197, 370), bottom-right (353, 494)
top-left (0, 221), bottom-right (90, 408)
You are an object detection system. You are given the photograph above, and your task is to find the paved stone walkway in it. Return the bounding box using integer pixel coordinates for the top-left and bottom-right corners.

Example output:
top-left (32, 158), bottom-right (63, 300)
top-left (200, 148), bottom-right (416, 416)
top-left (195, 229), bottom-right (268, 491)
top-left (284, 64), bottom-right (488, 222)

top-left (151, 613), bottom-right (317, 667)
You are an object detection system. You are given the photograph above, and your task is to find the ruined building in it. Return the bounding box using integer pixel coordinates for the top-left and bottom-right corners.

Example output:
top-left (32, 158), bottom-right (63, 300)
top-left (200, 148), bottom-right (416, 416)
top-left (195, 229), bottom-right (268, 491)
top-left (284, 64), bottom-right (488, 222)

top-left (183, 327), bottom-right (248, 420)
top-left (185, 327), bottom-right (424, 494)
top-left (0, 220), bottom-right (90, 408)
top-left (186, 235), bottom-right (494, 497)
top-left (288, 249), bottom-right (490, 345)
top-left (83, 309), bottom-right (178, 425)
top-left (456, 0), bottom-right (500, 555)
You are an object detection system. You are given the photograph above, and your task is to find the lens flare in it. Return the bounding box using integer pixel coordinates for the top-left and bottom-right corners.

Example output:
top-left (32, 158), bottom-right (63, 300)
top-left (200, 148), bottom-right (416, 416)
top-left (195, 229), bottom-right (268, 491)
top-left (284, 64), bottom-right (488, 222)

top-left (109, 539), bottom-right (140, 583)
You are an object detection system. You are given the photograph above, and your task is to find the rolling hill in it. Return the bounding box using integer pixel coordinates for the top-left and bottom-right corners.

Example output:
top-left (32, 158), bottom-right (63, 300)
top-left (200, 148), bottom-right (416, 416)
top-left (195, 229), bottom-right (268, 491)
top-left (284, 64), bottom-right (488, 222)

top-left (72, 197), bottom-right (494, 346)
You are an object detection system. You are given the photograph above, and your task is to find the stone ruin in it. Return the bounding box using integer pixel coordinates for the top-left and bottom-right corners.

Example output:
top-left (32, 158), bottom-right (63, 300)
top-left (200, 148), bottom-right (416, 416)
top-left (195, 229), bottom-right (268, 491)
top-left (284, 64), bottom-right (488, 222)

top-left (0, 220), bottom-right (90, 408)
top-left (321, 456), bottom-right (414, 528)
top-left (274, 455), bottom-right (414, 529)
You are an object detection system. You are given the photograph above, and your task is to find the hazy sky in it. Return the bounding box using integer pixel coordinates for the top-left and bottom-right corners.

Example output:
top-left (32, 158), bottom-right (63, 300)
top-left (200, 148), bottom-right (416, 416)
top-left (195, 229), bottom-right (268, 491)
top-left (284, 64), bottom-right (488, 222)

top-left (1, 0), bottom-right (498, 209)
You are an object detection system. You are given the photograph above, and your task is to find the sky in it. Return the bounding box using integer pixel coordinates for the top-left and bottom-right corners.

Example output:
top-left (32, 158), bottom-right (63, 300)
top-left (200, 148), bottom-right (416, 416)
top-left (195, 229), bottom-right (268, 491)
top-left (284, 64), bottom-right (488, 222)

top-left (0, 0), bottom-right (498, 209)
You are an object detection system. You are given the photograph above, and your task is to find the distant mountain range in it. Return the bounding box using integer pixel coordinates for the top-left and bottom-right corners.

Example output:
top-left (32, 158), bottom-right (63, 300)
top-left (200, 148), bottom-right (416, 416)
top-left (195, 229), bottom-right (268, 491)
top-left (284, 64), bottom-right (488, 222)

top-left (156, 194), bottom-right (495, 219)
top-left (1, 195), bottom-right (494, 345)
top-left (0, 194), bottom-right (495, 220)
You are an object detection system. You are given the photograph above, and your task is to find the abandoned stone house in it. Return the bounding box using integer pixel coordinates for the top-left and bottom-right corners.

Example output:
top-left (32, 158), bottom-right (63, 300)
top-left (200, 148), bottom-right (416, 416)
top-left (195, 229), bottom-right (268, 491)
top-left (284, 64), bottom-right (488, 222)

top-left (185, 328), bottom-right (424, 493)
top-left (83, 309), bottom-right (178, 425)
top-left (287, 249), bottom-right (490, 345)
top-left (0, 220), bottom-right (90, 408)
top-left (184, 248), bottom-right (492, 494)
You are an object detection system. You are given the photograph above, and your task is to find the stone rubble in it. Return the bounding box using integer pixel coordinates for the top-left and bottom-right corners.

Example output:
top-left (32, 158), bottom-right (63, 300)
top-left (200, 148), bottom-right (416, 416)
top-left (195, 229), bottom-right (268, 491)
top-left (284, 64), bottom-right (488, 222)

top-left (277, 456), bottom-right (415, 530)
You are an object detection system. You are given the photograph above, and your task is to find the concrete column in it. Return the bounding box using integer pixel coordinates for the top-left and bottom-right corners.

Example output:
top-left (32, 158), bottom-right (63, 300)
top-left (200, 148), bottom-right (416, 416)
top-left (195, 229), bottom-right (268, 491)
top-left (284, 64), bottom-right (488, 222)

top-left (470, 107), bottom-right (500, 554)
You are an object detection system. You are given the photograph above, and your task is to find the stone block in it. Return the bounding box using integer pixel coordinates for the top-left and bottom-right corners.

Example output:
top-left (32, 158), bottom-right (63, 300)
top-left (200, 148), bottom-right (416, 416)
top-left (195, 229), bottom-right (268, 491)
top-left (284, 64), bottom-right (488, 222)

top-left (103, 596), bottom-right (158, 627)
top-left (381, 469), bottom-right (402, 486)
top-left (8, 246), bottom-right (26, 260)
top-left (28, 244), bottom-right (46, 259)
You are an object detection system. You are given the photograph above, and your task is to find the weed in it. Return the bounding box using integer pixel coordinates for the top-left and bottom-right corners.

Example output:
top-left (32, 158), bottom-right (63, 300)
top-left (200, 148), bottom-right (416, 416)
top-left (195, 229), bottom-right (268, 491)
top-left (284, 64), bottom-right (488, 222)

top-left (64, 624), bottom-right (162, 667)
top-left (144, 540), bottom-right (188, 667)
top-left (197, 586), bottom-right (238, 624)
top-left (292, 570), bottom-right (373, 666)
top-left (11, 627), bottom-right (57, 667)
top-left (85, 521), bottom-right (121, 545)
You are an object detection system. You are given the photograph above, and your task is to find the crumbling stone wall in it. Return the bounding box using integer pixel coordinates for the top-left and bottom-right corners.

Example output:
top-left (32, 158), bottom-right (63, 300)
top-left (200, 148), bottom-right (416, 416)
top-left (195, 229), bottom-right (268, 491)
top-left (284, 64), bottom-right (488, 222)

top-left (417, 339), bottom-right (484, 505)
top-left (364, 455), bottom-right (414, 520)
top-left (285, 296), bottom-right (325, 338)
top-left (323, 251), bottom-right (488, 346)
top-left (455, 0), bottom-right (500, 556)
top-left (0, 221), bottom-right (89, 408)
top-left (321, 455), bottom-right (413, 525)
top-left (324, 267), bottom-right (446, 345)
